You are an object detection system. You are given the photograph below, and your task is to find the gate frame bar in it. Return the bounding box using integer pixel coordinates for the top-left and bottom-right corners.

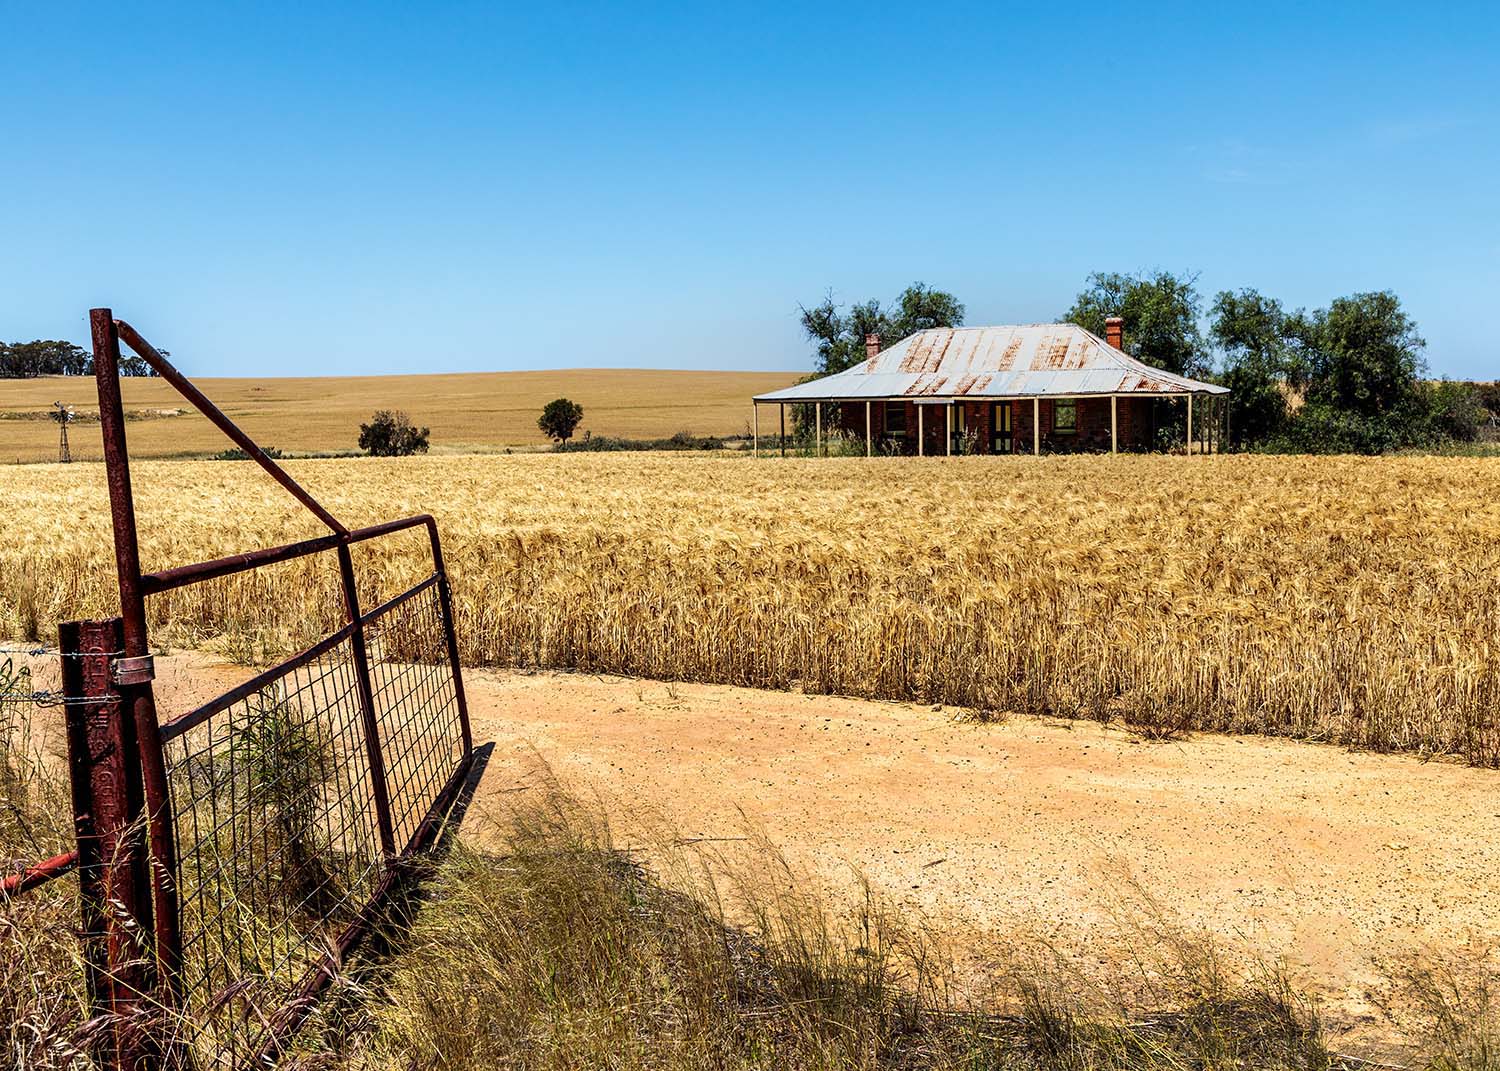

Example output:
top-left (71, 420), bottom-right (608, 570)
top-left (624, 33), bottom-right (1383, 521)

top-left (91, 313), bottom-right (184, 1001)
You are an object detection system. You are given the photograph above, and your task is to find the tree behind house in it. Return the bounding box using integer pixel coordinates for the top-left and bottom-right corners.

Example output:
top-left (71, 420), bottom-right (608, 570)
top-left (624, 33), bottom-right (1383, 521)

top-left (1210, 288), bottom-right (1301, 448)
top-left (1064, 270), bottom-right (1210, 379)
top-left (1301, 291), bottom-right (1426, 419)
top-left (799, 282), bottom-right (965, 375)
top-left (1208, 287), bottom-right (1473, 453)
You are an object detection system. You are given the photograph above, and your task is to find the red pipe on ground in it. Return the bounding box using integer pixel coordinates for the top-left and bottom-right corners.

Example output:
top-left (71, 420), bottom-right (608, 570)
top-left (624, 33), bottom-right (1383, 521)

top-left (0, 851), bottom-right (78, 897)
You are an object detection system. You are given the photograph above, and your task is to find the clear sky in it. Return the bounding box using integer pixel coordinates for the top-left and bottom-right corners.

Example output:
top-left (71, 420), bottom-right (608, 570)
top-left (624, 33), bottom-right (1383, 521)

top-left (4, 2), bottom-right (1496, 378)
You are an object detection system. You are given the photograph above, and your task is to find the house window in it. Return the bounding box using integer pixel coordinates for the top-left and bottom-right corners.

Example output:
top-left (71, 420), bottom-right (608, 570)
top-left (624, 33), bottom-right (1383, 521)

top-left (884, 401), bottom-right (906, 437)
top-left (1054, 400), bottom-right (1077, 434)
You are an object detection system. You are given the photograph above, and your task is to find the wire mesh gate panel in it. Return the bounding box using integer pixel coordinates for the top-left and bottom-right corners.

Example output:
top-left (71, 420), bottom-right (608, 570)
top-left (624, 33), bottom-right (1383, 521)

top-left (161, 571), bottom-right (467, 1065)
top-left (366, 580), bottom-right (467, 851)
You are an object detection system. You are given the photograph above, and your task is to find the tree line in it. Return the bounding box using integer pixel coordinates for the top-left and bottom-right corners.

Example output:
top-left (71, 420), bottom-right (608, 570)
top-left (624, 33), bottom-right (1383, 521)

top-left (1, 339), bottom-right (157, 378)
top-left (801, 275), bottom-right (1495, 454)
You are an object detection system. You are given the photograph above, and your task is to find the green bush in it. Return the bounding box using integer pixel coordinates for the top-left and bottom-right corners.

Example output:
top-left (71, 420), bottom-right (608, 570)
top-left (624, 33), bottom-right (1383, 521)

top-left (1423, 380), bottom-right (1489, 444)
top-left (1261, 404), bottom-right (1408, 455)
top-left (1262, 383), bottom-right (1488, 455)
top-left (557, 430), bottom-right (725, 452)
top-left (358, 410), bottom-right (430, 457)
top-left (210, 446), bottom-right (284, 461)
top-left (1472, 381), bottom-right (1500, 417)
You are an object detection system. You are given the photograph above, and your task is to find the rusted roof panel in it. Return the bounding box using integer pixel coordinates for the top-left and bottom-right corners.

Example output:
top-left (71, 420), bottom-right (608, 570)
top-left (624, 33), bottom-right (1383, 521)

top-left (755, 324), bottom-right (1230, 402)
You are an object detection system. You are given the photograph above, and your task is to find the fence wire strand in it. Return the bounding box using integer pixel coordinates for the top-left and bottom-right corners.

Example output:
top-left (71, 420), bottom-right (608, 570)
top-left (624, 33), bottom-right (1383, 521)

top-left (2, 646), bottom-right (119, 707)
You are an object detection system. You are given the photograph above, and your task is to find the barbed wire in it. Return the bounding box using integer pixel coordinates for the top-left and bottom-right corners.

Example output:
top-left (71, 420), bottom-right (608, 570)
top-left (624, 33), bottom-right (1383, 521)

top-left (0, 644), bottom-right (53, 658)
top-left (0, 691), bottom-right (74, 708)
top-left (1, 645), bottom-right (121, 707)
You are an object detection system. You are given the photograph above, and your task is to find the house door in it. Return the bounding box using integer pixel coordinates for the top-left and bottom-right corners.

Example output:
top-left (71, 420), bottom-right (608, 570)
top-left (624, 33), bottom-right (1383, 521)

top-left (991, 402), bottom-right (1013, 453)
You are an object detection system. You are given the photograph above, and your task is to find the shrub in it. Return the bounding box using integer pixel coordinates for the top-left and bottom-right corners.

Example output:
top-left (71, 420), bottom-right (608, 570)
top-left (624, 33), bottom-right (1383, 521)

top-left (1260, 404), bottom-right (1394, 455)
top-left (358, 410), bottom-right (430, 457)
top-left (210, 446), bottom-right (284, 461)
top-left (556, 430), bottom-right (725, 452)
top-left (1423, 380), bottom-right (1489, 444)
top-left (1473, 381), bottom-right (1500, 418)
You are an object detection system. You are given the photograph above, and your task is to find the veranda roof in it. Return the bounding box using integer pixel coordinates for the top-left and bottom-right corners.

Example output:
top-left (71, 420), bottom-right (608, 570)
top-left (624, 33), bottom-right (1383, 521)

top-left (755, 325), bottom-right (1228, 403)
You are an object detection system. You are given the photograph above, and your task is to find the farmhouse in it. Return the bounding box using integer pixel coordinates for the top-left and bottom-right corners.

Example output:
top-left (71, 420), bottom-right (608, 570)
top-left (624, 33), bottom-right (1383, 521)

top-left (753, 319), bottom-right (1229, 455)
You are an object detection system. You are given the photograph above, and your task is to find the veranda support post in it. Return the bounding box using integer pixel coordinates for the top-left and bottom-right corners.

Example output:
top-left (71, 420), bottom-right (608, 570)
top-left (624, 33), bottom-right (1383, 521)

top-left (1032, 398), bottom-right (1040, 456)
top-left (780, 403), bottom-right (786, 458)
top-left (917, 405), bottom-right (924, 456)
top-left (752, 404), bottom-right (758, 458)
top-left (1111, 395), bottom-right (1118, 454)
top-left (945, 404), bottom-right (952, 457)
top-left (1187, 394), bottom-right (1194, 456)
top-left (865, 401), bottom-right (872, 457)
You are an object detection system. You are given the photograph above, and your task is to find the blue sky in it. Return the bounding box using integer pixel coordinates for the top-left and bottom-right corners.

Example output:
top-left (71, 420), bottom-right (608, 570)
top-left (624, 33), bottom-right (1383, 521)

top-left (3, 2), bottom-right (1496, 377)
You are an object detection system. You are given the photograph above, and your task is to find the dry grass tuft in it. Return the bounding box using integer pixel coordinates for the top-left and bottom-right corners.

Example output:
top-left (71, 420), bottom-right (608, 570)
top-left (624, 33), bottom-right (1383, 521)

top-left (300, 774), bottom-right (1350, 1071)
top-left (1379, 947), bottom-right (1500, 1071)
top-left (1, 678), bottom-right (92, 1070)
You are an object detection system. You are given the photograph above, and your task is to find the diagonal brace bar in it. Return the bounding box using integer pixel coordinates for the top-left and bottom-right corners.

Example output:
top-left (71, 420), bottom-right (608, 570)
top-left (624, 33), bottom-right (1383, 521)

top-left (113, 317), bottom-right (347, 535)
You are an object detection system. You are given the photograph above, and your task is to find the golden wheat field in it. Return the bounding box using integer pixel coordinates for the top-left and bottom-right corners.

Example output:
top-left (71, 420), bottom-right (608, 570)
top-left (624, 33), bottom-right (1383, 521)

top-left (2, 452), bottom-right (1498, 763)
top-left (0, 368), bottom-right (797, 462)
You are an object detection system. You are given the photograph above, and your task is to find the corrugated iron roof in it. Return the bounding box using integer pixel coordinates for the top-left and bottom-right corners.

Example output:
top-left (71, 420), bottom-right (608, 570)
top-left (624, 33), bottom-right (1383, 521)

top-left (754, 325), bottom-right (1229, 402)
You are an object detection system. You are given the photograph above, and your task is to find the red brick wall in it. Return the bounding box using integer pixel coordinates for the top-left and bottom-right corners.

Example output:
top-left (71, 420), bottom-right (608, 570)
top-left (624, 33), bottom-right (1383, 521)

top-left (1013, 399), bottom-right (1038, 451)
top-left (1116, 397), bottom-right (1153, 450)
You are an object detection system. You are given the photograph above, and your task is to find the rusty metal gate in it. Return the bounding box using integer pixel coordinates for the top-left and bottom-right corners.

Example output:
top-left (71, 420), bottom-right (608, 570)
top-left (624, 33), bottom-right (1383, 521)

top-left (2, 309), bottom-right (475, 1069)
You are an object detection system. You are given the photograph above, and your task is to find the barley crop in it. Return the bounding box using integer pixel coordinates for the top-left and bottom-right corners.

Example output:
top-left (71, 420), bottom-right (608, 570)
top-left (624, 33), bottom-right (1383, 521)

top-left (1, 453), bottom-right (1497, 762)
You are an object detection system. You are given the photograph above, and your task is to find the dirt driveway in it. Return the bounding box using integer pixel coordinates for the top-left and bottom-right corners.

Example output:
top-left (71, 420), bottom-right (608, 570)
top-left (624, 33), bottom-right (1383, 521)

top-left (458, 668), bottom-right (1500, 1039)
top-left (48, 652), bottom-right (1499, 1047)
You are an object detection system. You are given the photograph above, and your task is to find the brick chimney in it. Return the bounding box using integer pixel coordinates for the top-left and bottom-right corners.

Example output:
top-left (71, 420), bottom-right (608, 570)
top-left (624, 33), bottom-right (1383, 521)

top-left (864, 333), bottom-right (881, 360)
top-left (1104, 317), bottom-right (1124, 350)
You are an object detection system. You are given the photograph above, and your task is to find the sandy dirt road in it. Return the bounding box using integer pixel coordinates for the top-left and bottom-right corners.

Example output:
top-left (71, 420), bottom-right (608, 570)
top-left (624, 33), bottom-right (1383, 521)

top-left (455, 667), bottom-right (1500, 1042)
top-left (27, 651), bottom-right (1500, 1047)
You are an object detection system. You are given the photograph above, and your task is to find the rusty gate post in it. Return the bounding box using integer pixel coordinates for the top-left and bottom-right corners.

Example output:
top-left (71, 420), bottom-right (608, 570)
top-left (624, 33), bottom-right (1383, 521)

top-left (61, 617), bottom-right (153, 1070)
top-left (90, 309), bottom-right (184, 1005)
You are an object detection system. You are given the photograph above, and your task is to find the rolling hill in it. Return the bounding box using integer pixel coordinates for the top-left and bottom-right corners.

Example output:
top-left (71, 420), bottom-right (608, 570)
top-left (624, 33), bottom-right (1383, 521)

top-left (0, 368), bottom-right (802, 462)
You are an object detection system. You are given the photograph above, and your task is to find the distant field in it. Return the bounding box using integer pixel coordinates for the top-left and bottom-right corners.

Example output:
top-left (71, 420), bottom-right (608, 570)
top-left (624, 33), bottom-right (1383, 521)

top-left (0, 368), bottom-right (800, 462)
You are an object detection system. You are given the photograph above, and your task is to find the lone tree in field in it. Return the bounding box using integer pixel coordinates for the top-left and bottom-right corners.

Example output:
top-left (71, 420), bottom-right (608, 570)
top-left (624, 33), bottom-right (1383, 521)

top-left (358, 410), bottom-right (430, 456)
top-left (538, 398), bottom-right (584, 444)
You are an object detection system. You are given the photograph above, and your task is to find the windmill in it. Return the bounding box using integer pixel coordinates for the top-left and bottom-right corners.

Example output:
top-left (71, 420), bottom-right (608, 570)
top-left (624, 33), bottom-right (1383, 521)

top-left (51, 401), bottom-right (74, 463)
